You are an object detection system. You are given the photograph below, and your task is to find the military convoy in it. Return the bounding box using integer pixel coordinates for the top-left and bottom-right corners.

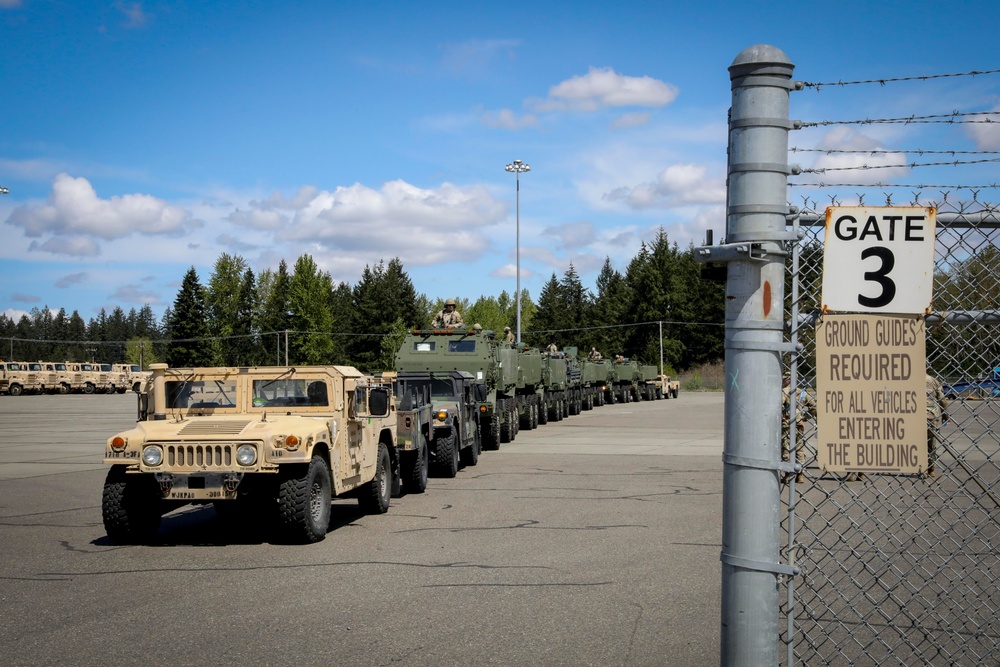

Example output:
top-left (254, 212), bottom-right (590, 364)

top-left (98, 329), bottom-right (680, 544)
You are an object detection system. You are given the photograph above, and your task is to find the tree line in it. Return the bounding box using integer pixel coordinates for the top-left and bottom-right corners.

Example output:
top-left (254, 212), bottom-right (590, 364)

top-left (1, 228), bottom-right (726, 373)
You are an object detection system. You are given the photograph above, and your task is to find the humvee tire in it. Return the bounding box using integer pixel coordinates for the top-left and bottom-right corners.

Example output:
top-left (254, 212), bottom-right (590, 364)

top-left (358, 442), bottom-right (391, 514)
top-left (277, 455), bottom-right (331, 543)
top-left (102, 466), bottom-right (162, 544)
top-left (434, 428), bottom-right (459, 478)
top-left (404, 440), bottom-right (429, 493)
top-left (460, 429), bottom-right (480, 467)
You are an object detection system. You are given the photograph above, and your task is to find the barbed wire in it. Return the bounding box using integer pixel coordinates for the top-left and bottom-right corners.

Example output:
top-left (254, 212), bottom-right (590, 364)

top-left (798, 156), bottom-right (1000, 174)
top-left (801, 111), bottom-right (999, 128)
top-left (790, 183), bottom-right (1000, 189)
top-left (790, 148), bottom-right (1000, 156)
top-left (800, 68), bottom-right (1000, 89)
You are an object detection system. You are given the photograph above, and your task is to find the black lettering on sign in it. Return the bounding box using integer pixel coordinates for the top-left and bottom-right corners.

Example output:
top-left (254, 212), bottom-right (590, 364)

top-left (858, 246), bottom-right (896, 308)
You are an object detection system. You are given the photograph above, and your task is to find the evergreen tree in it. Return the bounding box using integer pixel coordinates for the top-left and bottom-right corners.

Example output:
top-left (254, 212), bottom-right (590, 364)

top-left (352, 258), bottom-right (421, 371)
top-left (232, 267), bottom-right (257, 366)
top-left (329, 281), bottom-right (354, 365)
top-left (591, 257), bottom-right (631, 359)
top-left (166, 267), bottom-right (211, 367)
top-left (259, 260), bottom-right (291, 365)
top-left (287, 254), bottom-right (335, 364)
top-left (206, 253), bottom-right (249, 365)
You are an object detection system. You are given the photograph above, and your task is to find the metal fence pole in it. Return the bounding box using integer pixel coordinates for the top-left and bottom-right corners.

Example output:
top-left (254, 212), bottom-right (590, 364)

top-left (720, 45), bottom-right (796, 666)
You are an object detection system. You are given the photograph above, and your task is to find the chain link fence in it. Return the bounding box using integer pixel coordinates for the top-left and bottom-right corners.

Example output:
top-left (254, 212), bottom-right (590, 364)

top-left (781, 196), bottom-right (1000, 665)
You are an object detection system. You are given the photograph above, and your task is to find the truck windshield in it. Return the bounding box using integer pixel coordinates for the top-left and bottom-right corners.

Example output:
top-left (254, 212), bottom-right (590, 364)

top-left (251, 379), bottom-right (329, 407)
top-left (404, 379), bottom-right (456, 399)
top-left (165, 379), bottom-right (238, 409)
top-left (448, 341), bottom-right (475, 353)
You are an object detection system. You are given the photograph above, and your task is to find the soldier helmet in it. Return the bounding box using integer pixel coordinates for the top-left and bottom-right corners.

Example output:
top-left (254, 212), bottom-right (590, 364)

top-left (473, 323), bottom-right (482, 331)
top-left (445, 298), bottom-right (457, 307)
top-left (504, 326), bottom-right (511, 332)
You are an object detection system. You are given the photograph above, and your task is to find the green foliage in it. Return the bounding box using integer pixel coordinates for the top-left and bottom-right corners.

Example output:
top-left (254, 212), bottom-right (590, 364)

top-left (378, 318), bottom-right (411, 371)
top-left (206, 253), bottom-right (249, 365)
top-left (125, 338), bottom-right (160, 368)
top-left (351, 258), bottom-right (421, 371)
top-left (167, 267), bottom-right (212, 367)
top-left (287, 254), bottom-right (335, 365)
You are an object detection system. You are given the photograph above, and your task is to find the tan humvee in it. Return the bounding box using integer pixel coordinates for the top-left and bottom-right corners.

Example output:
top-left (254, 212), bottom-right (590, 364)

top-left (656, 374), bottom-right (680, 399)
top-left (102, 363), bottom-right (396, 544)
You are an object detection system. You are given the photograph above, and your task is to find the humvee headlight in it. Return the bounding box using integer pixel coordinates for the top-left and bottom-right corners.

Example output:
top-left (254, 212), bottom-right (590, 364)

top-left (284, 435), bottom-right (299, 448)
top-left (110, 436), bottom-right (127, 451)
top-left (435, 410), bottom-right (447, 421)
top-left (236, 445), bottom-right (257, 466)
top-left (142, 445), bottom-right (163, 467)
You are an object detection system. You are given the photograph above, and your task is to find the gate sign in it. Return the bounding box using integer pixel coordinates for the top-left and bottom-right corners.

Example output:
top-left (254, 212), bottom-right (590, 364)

top-left (816, 313), bottom-right (927, 475)
top-left (822, 207), bottom-right (937, 314)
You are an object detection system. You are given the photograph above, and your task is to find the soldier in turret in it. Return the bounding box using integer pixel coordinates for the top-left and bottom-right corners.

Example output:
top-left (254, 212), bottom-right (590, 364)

top-left (433, 298), bottom-right (464, 329)
top-left (503, 326), bottom-right (515, 344)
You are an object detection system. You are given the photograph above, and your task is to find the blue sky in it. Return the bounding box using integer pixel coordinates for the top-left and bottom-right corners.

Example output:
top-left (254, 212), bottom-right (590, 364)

top-left (2, 0), bottom-right (998, 323)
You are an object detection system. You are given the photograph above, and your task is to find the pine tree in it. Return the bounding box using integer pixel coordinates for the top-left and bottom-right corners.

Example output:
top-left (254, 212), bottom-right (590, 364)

top-left (166, 267), bottom-right (211, 367)
top-left (287, 254), bottom-right (335, 364)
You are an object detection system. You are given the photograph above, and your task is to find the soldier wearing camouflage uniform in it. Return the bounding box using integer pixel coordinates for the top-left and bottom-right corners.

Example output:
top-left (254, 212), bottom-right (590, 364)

top-left (926, 373), bottom-right (949, 477)
top-left (433, 298), bottom-right (464, 329)
top-left (782, 373), bottom-right (815, 483)
top-left (503, 327), bottom-right (515, 344)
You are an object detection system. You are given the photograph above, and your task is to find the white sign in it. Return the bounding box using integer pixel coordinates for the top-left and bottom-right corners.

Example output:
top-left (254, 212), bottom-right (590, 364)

top-left (821, 207), bottom-right (937, 314)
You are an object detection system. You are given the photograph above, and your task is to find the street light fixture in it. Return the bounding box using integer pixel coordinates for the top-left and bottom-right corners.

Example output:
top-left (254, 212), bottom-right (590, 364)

top-left (0, 187), bottom-right (9, 195)
top-left (504, 159), bottom-right (530, 344)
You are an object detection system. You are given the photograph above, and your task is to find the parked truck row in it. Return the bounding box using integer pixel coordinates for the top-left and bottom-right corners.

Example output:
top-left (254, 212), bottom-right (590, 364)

top-left (99, 327), bottom-right (680, 544)
top-left (1, 361), bottom-right (150, 396)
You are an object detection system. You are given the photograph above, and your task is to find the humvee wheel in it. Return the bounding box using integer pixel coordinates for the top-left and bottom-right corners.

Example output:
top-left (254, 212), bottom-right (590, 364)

top-left (277, 455), bottom-right (331, 543)
top-left (102, 466), bottom-right (162, 544)
top-left (405, 440), bottom-right (429, 493)
top-left (132, 382), bottom-right (141, 393)
top-left (434, 429), bottom-right (459, 478)
top-left (359, 442), bottom-right (391, 514)
top-left (672, 387), bottom-right (679, 399)
top-left (460, 427), bottom-right (480, 467)
top-left (8, 383), bottom-right (22, 396)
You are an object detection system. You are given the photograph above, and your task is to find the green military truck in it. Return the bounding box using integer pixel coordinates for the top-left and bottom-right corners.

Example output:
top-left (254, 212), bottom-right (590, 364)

top-left (393, 370), bottom-right (482, 478)
top-left (102, 363), bottom-right (397, 544)
top-left (396, 328), bottom-right (519, 450)
top-left (607, 358), bottom-right (640, 403)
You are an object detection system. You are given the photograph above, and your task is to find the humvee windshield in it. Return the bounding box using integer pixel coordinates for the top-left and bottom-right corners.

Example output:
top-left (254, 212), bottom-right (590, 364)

top-left (166, 379), bottom-right (238, 409)
top-left (447, 341), bottom-right (476, 353)
top-left (402, 378), bottom-right (456, 399)
top-left (54, 363), bottom-right (67, 371)
top-left (252, 379), bottom-right (329, 407)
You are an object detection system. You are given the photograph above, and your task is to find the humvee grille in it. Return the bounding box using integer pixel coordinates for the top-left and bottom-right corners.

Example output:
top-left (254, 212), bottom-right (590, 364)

top-left (167, 444), bottom-right (234, 468)
top-left (177, 420), bottom-right (252, 435)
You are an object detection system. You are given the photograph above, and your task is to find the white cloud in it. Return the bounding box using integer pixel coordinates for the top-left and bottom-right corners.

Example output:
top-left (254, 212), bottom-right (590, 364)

top-left (489, 263), bottom-right (533, 280)
top-left (110, 283), bottom-right (162, 305)
top-left (240, 180), bottom-right (508, 266)
top-left (227, 207), bottom-right (287, 230)
top-left (610, 112), bottom-right (651, 129)
top-left (5, 174), bottom-right (197, 254)
top-left (801, 127), bottom-right (910, 185)
top-left (603, 163), bottom-right (726, 210)
top-left (481, 109), bottom-right (540, 129)
top-left (534, 67), bottom-right (679, 113)
top-left (3, 308), bottom-right (29, 321)
top-left (542, 221), bottom-right (597, 249)
top-left (965, 104), bottom-right (1000, 150)
top-left (28, 236), bottom-right (101, 257)
top-left (55, 272), bottom-right (89, 288)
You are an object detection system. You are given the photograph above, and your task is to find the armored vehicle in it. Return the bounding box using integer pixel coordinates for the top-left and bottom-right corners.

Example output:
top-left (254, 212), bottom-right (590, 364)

top-left (516, 346), bottom-right (543, 429)
top-left (579, 357), bottom-right (608, 408)
top-left (395, 370), bottom-right (482, 478)
top-left (540, 351), bottom-right (570, 422)
top-left (607, 358), bottom-right (640, 403)
top-left (396, 328), bottom-right (518, 450)
top-left (66, 362), bottom-right (111, 394)
top-left (101, 363), bottom-right (396, 544)
top-left (638, 365), bottom-right (661, 401)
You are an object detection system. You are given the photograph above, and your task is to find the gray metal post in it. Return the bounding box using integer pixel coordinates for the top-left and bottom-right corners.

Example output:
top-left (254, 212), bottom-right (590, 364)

top-left (720, 45), bottom-right (796, 666)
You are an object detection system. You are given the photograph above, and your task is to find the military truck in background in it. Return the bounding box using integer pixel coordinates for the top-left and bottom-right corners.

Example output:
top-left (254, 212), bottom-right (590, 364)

top-left (606, 358), bottom-right (640, 403)
top-left (0, 361), bottom-right (46, 395)
top-left (394, 370), bottom-right (482, 478)
top-left (516, 346), bottom-right (543, 429)
top-left (540, 350), bottom-right (570, 422)
top-left (396, 328), bottom-right (519, 450)
top-left (113, 363), bottom-right (151, 393)
top-left (101, 363), bottom-right (397, 544)
top-left (656, 374), bottom-right (681, 399)
top-left (579, 357), bottom-right (608, 408)
top-left (66, 362), bottom-right (111, 394)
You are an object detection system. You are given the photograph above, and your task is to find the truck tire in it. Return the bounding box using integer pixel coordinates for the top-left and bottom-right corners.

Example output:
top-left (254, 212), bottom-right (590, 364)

top-left (530, 401), bottom-right (539, 429)
top-left (434, 428), bottom-right (459, 478)
top-left (460, 428), bottom-right (480, 467)
top-left (481, 415), bottom-right (500, 451)
top-left (499, 405), bottom-right (512, 443)
top-left (405, 440), bottom-right (429, 493)
top-left (538, 400), bottom-right (549, 425)
top-left (106, 384), bottom-right (116, 394)
top-left (672, 387), bottom-right (679, 399)
top-left (102, 466), bottom-right (162, 544)
top-left (8, 383), bottom-right (22, 396)
top-left (59, 383), bottom-right (70, 394)
top-left (358, 442), bottom-right (391, 514)
top-left (132, 382), bottom-right (141, 393)
top-left (276, 455), bottom-right (331, 543)
top-left (84, 382), bottom-right (95, 394)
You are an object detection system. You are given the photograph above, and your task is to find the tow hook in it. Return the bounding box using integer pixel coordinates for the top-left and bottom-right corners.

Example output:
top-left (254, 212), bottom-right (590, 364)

top-left (223, 473), bottom-right (243, 492)
top-left (154, 473), bottom-right (174, 497)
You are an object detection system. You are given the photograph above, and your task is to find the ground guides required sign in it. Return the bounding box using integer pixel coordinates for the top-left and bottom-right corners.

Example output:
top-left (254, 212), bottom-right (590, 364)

top-left (816, 313), bottom-right (927, 474)
top-left (822, 207), bottom-right (937, 314)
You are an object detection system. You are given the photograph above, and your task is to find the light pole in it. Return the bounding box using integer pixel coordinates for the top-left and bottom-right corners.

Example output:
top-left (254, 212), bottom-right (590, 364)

top-left (504, 159), bottom-right (530, 344)
top-left (0, 187), bottom-right (9, 195)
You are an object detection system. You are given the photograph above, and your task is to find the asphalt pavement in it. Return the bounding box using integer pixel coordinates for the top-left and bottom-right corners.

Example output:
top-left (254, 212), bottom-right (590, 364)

top-left (0, 391), bottom-right (724, 667)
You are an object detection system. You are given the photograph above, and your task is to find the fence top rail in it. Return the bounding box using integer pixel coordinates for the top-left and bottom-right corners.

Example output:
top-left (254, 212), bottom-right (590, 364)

top-left (795, 211), bottom-right (1000, 228)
